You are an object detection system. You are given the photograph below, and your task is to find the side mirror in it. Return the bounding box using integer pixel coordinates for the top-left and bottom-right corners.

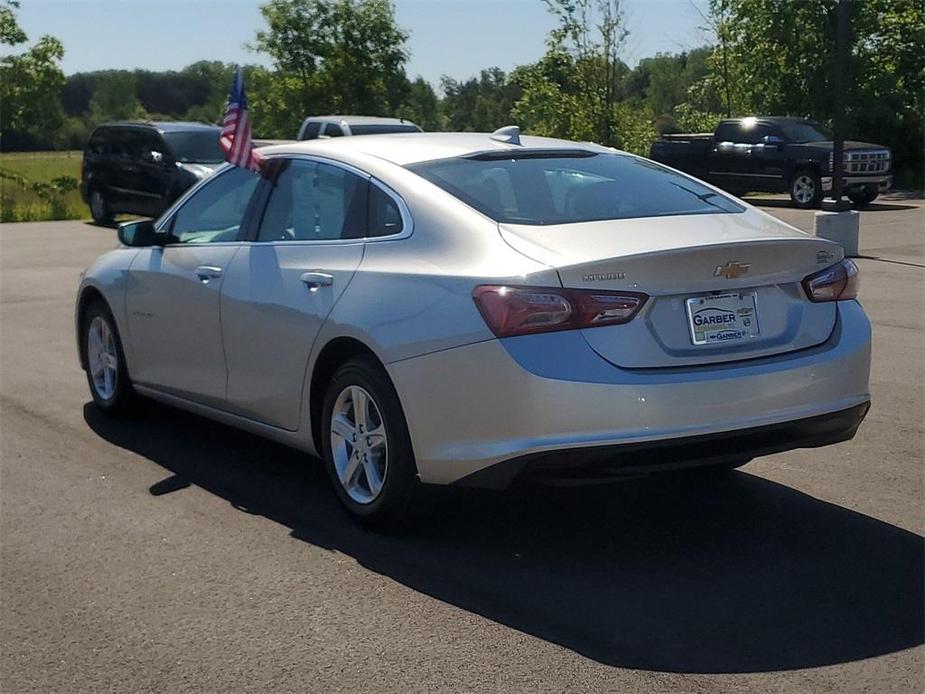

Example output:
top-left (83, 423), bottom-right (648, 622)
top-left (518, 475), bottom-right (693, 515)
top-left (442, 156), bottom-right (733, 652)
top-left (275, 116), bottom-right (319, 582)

top-left (762, 135), bottom-right (785, 148)
top-left (118, 219), bottom-right (164, 247)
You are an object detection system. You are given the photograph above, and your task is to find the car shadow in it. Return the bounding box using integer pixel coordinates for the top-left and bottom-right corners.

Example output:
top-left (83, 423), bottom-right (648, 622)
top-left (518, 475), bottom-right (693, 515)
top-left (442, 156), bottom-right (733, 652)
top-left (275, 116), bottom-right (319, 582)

top-left (83, 401), bottom-right (924, 674)
top-left (745, 197), bottom-right (918, 212)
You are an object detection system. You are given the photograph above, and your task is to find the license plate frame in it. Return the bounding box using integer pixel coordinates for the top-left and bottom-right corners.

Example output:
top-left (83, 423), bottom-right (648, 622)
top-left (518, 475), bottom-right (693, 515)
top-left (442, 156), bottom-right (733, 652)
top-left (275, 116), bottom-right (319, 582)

top-left (686, 292), bottom-right (760, 345)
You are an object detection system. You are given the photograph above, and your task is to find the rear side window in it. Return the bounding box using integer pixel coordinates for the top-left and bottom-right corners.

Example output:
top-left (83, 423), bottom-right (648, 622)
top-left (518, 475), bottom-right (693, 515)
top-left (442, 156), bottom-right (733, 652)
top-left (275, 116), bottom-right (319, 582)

top-left (407, 153), bottom-right (744, 225)
top-left (256, 159), bottom-right (367, 241)
top-left (324, 123), bottom-right (344, 138)
top-left (714, 122), bottom-right (741, 142)
top-left (368, 183), bottom-right (403, 237)
top-left (301, 121), bottom-right (322, 140)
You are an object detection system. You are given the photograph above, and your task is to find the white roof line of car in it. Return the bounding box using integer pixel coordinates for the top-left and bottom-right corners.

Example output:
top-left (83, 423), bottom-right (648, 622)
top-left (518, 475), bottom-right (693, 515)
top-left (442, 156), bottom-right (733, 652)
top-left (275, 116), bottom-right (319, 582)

top-left (257, 132), bottom-right (616, 166)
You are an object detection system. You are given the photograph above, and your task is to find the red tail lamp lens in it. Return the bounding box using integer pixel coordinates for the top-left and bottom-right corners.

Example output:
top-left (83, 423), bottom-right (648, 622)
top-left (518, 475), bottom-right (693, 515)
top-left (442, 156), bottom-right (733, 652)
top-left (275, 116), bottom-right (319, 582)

top-left (802, 259), bottom-right (860, 302)
top-left (472, 285), bottom-right (648, 337)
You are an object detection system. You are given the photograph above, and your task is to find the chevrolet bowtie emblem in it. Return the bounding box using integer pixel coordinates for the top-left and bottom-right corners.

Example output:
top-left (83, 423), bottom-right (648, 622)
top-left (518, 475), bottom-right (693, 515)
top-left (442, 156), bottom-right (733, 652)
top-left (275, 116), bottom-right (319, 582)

top-left (713, 261), bottom-right (751, 279)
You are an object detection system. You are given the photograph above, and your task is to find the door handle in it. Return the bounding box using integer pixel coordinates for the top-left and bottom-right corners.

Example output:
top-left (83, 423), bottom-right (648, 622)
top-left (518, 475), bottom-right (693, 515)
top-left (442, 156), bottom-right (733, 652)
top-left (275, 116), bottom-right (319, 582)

top-left (195, 265), bottom-right (223, 282)
top-left (300, 271), bottom-right (334, 291)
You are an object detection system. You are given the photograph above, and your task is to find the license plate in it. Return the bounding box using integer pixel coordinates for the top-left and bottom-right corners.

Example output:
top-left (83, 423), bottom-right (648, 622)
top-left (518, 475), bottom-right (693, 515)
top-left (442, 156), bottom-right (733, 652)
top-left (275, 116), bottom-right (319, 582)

top-left (686, 292), bottom-right (760, 345)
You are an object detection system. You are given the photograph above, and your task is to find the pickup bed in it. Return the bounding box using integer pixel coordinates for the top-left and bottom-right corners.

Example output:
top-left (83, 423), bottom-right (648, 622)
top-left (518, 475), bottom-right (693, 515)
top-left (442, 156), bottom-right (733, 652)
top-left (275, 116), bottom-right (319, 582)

top-left (649, 117), bottom-right (892, 208)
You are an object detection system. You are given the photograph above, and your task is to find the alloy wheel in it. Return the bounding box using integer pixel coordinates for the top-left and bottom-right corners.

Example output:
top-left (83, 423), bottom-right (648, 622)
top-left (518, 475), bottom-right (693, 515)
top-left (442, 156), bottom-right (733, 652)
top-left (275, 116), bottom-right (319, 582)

top-left (87, 316), bottom-right (118, 400)
top-left (330, 385), bottom-right (388, 504)
top-left (792, 175), bottom-right (816, 205)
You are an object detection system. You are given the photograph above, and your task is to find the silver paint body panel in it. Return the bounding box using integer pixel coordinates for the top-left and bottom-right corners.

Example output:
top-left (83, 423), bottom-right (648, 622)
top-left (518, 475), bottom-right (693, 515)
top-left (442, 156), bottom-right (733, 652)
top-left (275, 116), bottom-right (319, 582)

top-left (77, 133), bottom-right (872, 484)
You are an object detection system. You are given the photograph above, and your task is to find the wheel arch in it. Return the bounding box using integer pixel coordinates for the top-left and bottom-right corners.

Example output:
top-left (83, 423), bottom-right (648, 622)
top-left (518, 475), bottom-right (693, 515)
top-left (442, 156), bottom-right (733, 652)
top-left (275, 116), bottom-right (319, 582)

top-left (789, 159), bottom-right (822, 178)
top-left (76, 285), bottom-right (108, 369)
top-left (309, 336), bottom-right (395, 456)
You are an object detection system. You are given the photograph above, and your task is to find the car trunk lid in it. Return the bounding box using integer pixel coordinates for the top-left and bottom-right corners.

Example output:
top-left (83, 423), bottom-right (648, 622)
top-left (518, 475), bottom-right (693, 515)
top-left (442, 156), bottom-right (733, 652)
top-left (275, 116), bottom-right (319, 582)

top-left (499, 210), bottom-right (843, 368)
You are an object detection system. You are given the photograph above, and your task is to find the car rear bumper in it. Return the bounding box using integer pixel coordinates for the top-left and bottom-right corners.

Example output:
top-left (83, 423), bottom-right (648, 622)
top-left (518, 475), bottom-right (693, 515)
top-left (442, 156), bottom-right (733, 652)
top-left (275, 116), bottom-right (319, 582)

top-left (458, 401), bottom-right (869, 487)
top-left (387, 301), bottom-right (871, 487)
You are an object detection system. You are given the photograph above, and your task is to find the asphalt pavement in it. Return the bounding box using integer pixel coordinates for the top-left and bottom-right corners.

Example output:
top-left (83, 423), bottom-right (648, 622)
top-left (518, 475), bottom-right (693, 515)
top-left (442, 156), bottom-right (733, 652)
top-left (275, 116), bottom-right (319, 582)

top-left (2, 196), bottom-right (923, 693)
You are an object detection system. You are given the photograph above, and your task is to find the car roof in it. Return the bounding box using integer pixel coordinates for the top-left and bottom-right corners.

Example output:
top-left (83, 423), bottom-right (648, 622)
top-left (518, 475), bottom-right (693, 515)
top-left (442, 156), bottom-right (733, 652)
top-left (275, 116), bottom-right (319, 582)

top-left (720, 116), bottom-right (817, 124)
top-left (100, 121), bottom-right (220, 133)
top-left (301, 115), bottom-right (417, 126)
top-left (260, 132), bottom-right (611, 166)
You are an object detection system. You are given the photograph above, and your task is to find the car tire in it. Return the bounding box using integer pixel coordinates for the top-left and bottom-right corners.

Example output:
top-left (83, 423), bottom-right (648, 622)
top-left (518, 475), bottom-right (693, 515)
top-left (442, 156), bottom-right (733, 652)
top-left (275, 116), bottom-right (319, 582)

top-left (848, 190), bottom-right (878, 207)
top-left (89, 187), bottom-right (113, 226)
top-left (321, 355), bottom-right (419, 530)
top-left (789, 169), bottom-right (822, 209)
top-left (82, 299), bottom-right (137, 416)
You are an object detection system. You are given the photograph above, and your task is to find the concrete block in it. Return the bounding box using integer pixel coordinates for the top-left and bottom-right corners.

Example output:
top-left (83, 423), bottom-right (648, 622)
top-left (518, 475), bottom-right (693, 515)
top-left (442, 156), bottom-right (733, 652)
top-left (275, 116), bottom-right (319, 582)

top-left (814, 210), bottom-right (860, 257)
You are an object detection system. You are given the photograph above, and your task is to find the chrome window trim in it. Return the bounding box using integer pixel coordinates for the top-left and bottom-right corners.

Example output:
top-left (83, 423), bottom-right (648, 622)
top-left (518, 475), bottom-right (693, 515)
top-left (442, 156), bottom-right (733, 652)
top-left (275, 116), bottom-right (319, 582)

top-left (254, 154), bottom-right (414, 244)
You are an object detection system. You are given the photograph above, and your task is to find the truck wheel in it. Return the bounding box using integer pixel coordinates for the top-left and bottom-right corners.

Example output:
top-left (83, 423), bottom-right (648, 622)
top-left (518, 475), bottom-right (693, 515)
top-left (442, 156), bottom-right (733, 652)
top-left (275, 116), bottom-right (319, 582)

top-left (848, 190), bottom-right (878, 207)
top-left (789, 170), bottom-right (822, 209)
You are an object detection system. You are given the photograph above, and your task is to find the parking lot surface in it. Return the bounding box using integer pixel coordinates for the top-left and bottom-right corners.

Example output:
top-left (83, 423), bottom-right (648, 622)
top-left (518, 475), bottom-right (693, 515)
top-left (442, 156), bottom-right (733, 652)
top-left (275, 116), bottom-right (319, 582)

top-left (2, 196), bottom-right (923, 693)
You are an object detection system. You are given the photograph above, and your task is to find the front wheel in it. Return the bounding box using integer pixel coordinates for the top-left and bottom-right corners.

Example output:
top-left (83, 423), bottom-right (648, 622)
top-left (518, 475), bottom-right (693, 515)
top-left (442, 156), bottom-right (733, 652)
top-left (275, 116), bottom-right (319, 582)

top-left (82, 300), bottom-right (137, 415)
top-left (789, 170), bottom-right (822, 209)
top-left (321, 356), bottom-right (419, 529)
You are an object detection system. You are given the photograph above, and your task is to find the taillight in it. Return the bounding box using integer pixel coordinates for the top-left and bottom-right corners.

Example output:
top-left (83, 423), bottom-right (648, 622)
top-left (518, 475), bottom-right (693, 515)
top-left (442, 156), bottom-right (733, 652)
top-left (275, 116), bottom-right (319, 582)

top-left (472, 285), bottom-right (647, 337)
top-left (802, 259), bottom-right (860, 302)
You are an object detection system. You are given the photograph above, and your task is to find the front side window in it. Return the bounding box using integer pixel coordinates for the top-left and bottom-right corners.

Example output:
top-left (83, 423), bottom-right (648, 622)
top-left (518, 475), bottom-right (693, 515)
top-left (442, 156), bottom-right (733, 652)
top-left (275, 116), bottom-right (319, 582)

top-left (168, 167), bottom-right (260, 244)
top-left (779, 120), bottom-right (832, 143)
top-left (256, 159), bottom-right (367, 241)
top-left (407, 152), bottom-right (744, 226)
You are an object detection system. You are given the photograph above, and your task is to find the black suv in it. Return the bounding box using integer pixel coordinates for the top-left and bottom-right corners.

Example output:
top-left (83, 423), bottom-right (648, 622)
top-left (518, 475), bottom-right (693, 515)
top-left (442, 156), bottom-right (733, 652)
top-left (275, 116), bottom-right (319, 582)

top-left (81, 121), bottom-right (224, 224)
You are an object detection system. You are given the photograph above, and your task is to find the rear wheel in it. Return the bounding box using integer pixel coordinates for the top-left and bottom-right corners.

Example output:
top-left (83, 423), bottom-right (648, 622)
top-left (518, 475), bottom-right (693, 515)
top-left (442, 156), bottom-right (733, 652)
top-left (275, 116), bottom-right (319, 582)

top-left (789, 169), bottom-right (822, 209)
top-left (89, 188), bottom-right (113, 226)
top-left (321, 356), bottom-right (419, 529)
top-left (848, 189), bottom-right (878, 207)
top-left (82, 300), bottom-right (136, 415)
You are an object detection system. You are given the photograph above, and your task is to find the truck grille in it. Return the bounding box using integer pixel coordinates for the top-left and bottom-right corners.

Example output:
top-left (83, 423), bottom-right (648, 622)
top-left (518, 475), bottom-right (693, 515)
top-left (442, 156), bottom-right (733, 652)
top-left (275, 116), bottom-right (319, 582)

top-left (845, 150), bottom-right (890, 174)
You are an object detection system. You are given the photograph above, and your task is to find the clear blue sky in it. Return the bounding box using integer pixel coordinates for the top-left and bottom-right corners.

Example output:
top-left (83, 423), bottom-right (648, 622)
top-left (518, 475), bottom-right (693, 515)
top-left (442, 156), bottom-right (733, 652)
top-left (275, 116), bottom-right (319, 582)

top-left (8, 0), bottom-right (710, 86)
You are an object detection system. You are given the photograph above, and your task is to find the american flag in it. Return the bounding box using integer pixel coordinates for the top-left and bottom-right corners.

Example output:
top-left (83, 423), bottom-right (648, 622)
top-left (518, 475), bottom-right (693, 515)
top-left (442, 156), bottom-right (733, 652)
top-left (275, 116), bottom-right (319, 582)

top-left (220, 67), bottom-right (262, 171)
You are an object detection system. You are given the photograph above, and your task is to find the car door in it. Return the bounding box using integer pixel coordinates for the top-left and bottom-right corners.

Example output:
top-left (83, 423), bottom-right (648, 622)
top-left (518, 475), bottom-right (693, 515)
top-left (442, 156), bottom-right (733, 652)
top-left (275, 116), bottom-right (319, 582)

top-left (708, 121), bottom-right (752, 189)
top-left (105, 128), bottom-right (138, 212)
top-left (135, 130), bottom-right (173, 216)
top-left (220, 156), bottom-right (382, 430)
top-left (746, 123), bottom-right (788, 189)
top-left (125, 166), bottom-right (261, 407)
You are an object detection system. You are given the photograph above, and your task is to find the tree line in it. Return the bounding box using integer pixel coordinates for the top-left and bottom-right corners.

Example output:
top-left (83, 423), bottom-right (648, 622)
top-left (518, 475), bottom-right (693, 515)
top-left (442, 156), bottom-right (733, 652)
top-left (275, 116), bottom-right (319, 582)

top-left (2, 0), bottom-right (922, 184)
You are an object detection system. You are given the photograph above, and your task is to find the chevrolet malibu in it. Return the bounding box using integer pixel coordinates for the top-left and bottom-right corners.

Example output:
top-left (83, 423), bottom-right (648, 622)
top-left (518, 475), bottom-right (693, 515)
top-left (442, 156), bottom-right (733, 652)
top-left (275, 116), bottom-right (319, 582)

top-left (76, 129), bottom-right (871, 527)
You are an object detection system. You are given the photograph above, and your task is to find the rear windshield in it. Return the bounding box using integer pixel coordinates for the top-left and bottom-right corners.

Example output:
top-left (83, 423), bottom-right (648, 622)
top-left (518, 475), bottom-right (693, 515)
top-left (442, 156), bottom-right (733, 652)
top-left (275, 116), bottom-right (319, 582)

top-left (349, 123), bottom-right (421, 136)
top-left (406, 152), bottom-right (744, 225)
top-left (163, 130), bottom-right (224, 163)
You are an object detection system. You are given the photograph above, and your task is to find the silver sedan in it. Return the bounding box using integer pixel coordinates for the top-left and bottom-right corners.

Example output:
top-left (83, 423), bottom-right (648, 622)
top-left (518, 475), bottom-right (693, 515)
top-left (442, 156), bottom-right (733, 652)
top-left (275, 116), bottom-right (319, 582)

top-left (76, 130), bottom-right (871, 527)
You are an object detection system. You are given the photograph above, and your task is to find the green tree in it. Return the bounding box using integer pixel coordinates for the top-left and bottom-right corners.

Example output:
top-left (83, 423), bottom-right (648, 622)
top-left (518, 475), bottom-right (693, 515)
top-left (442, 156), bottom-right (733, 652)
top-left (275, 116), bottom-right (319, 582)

top-left (441, 68), bottom-right (519, 132)
top-left (85, 71), bottom-right (146, 123)
top-left (0, 1), bottom-right (66, 149)
top-left (694, 0), bottom-right (924, 182)
top-left (251, 0), bottom-right (410, 137)
top-left (396, 76), bottom-right (441, 131)
top-left (542, 0), bottom-right (629, 146)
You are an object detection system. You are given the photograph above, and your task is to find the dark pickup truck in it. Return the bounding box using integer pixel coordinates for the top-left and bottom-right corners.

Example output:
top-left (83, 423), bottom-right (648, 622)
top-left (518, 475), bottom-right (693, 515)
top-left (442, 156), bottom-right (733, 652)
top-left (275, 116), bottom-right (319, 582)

top-left (649, 116), bottom-right (892, 209)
